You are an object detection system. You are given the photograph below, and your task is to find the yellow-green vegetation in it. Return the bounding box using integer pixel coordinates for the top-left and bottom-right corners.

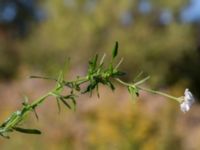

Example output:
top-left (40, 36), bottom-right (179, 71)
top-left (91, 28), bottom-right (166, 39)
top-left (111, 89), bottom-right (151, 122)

top-left (18, 0), bottom-right (195, 80)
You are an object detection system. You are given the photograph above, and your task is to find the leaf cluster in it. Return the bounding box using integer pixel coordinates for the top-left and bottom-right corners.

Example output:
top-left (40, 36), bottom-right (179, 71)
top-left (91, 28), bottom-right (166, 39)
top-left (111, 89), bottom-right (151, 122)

top-left (83, 41), bottom-right (125, 96)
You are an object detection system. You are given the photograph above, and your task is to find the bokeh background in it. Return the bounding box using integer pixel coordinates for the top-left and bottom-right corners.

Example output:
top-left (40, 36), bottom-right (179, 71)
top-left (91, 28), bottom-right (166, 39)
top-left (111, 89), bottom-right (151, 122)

top-left (0, 0), bottom-right (200, 149)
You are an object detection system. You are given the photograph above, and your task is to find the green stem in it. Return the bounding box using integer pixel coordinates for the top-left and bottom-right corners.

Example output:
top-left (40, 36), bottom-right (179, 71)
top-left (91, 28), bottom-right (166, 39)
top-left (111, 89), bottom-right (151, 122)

top-left (1, 75), bottom-right (90, 134)
top-left (30, 92), bottom-right (52, 108)
top-left (115, 78), bottom-right (133, 87)
top-left (3, 114), bottom-right (20, 132)
top-left (115, 78), bottom-right (182, 103)
top-left (66, 77), bottom-right (89, 85)
top-left (138, 87), bottom-right (182, 103)
top-left (3, 92), bottom-right (52, 132)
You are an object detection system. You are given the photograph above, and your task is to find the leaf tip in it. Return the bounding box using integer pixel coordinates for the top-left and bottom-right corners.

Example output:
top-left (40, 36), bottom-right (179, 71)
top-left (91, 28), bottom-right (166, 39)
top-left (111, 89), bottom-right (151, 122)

top-left (112, 41), bottom-right (119, 58)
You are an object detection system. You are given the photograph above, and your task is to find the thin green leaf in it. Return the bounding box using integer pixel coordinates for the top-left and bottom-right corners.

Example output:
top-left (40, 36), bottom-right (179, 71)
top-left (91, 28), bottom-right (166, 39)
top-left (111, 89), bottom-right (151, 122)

top-left (55, 71), bottom-right (64, 93)
top-left (128, 86), bottom-right (132, 94)
top-left (62, 57), bottom-right (71, 76)
top-left (56, 98), bottom-right (61, 113)
top-left (33, 108), bottom-right (39, 121)
top-left (71, 98), bottom-right (77, 111)
top-left (112, 41), bottom-right (118, 58)
top-left (114, 58), bottom-right (124, 70)
top-left (1, 112), bottom-right (19, 128)
top-left (107, 81), bottom-right (115, 91)
top-left (30, 75), bottom-right (57, 81)
top-left (133, 71), bottom-right (144, 82)
top-left (82, 81), bottom-right (97, 95)
top-left (57, 71), bottom-right (64, 83)
top-left (134, 76), bottom-right (150, 86)
top-left (99, 53), bottom-right (106, 66)
top-left (128, 86), bottom-right (139, 99)
top-left (93, 54), bottom-right (98, 69)
top-left (88, 54), bottom-right (98, 74)
top-left (60, 97), bottom-right (71, 109)
top-left (13, 127), bottom-right (41, 134)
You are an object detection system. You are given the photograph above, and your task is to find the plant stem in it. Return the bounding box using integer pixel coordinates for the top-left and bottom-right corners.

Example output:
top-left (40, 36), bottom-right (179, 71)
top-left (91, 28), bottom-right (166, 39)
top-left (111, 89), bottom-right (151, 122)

top-left (115, 78), bottom-right (182, 103)
top-left (29, 92), bottom-right (52, 108)
top-left (138, 87), bottom-right (182, 103)
top-left (115, 78), bottom-right (133, 87)
top-left (3, 92), bottom-right (53, 132)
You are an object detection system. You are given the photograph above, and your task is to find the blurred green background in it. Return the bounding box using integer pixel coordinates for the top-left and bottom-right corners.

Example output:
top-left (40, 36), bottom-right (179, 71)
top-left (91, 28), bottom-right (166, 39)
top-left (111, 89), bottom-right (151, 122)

top-left (0, 0), bottom-right (200, 149)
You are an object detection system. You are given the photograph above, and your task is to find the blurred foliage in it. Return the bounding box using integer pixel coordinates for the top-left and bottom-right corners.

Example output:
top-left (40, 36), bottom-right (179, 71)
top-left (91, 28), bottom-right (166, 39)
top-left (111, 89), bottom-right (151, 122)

top-left (18, 0), bottom-right (200, 98)
top-left (0, 0), bottom-right (44, 36)
top-left (84, 103), bottom-right (180, 150)
top-left (0, 0), bottom-right (199, 84)
top-left (0, 40), bottom-right (19, 79)
top-left (0, 0), bottom-right (44, 79)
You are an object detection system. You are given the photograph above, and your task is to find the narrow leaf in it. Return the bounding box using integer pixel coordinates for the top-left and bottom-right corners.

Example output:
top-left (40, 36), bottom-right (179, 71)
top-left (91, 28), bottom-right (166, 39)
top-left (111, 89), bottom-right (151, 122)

top-left (33, 108), bottom-right (39, 121)
top-left (112, 41), bottom-right (118, 58)
top-left (99, 53), bottom-right (106, 66)
top-left (60, 97), bottom-right (71, 109)
top-left (93, 54), bottom-right (98, 69)
top-left (55, 71), bottom-right (64, 93)
top-left (57, 71), bottom-right (64, 83)
top-left (107, 81), bottom-right (115, 91)
top-left (114, 58), bottom-right (124, 70)
top-left (56, 98), bottom-right (61, 113)
top-left (62, 57), bottom-right (71, 76)
top-left (13, 127), bottom-right (41, 134)
top-left (133, 71), bottom-right (144, 82)
top-left (30, 76), bottom-right (57, 81)
top-left (128, 86), bottom-right (139, 99)
top-left (88, 54), bottom-right (98, 73)
top-left (71, 98), bottom-right (77, 111)
top-left (134, 76), bottom-right (150, 86)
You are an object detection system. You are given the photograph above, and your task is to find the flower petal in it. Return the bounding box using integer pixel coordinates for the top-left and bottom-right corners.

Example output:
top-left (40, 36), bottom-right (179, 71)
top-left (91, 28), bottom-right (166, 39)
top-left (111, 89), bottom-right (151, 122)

top-left (184, 88), bottom-right (195, 102)
top-left (180, 102), bottom-right (190, 113)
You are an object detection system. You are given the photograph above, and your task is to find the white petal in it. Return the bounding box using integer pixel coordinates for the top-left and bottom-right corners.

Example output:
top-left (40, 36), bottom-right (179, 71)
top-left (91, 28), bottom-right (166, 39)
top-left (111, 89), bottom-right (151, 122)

top-left (184, 88), bottom-right (195, 102)
top-left (180, 102), bottom-right (190, 113)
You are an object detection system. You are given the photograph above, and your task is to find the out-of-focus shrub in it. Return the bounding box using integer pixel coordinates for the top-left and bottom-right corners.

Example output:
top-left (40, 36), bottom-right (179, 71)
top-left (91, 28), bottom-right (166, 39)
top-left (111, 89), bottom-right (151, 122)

top-left (19, 0), bottom-right (199, 89)
top-left (0, 0), bottom-right (45, 79)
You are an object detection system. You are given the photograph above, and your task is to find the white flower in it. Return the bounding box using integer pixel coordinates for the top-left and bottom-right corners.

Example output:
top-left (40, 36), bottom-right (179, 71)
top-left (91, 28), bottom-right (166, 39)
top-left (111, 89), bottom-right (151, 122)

top-left (180, 88), bottom-right (195, 113)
